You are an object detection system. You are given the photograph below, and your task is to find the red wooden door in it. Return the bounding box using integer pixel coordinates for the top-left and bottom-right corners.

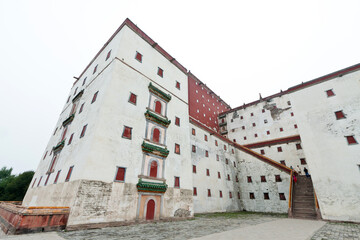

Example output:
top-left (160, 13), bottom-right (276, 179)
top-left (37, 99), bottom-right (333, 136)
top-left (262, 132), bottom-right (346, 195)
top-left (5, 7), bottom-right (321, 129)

top-left (146, 199), bottom-right (155, 220)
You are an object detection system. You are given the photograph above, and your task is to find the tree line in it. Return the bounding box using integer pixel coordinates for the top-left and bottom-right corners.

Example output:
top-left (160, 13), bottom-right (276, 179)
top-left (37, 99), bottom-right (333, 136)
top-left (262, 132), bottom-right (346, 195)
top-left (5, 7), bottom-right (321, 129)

top-left (0, 167), bottom-right (34, 201)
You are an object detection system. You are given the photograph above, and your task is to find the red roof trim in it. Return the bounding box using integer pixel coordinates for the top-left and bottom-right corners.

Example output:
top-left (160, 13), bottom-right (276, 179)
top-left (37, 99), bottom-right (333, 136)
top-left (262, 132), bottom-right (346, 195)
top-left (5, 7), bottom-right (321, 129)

top-left (226, 63), bottom-right (360, 114)
top-left (74, 18), bottom-right (187, 86)
top-left (243, 135), bottom-right (301, 149)
top-left (189, 117), bottom-right (291, 174)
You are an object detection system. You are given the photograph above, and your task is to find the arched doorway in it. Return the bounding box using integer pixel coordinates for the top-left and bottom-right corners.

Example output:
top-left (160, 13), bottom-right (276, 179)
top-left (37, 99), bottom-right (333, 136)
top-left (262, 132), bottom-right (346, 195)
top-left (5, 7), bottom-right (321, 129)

top-left (154, 101), bottom-right (162, 114)
top-left (149, 161), bottom-right (158, 178)
top-left (152, 128), bottom-right (160, 143)
top-left (146, 199), bottom-right (155, 220)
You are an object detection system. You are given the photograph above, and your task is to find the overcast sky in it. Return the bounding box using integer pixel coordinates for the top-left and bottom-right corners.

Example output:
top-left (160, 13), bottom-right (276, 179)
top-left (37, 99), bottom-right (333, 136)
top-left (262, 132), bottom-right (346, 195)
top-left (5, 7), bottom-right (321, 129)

top-left (1, 0), bottom-right (359, 174)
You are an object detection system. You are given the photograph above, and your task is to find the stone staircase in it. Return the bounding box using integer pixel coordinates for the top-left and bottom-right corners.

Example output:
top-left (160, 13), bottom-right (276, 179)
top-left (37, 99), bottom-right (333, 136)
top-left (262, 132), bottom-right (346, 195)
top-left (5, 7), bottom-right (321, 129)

top-left (292, 175), bottom-right (317, 219)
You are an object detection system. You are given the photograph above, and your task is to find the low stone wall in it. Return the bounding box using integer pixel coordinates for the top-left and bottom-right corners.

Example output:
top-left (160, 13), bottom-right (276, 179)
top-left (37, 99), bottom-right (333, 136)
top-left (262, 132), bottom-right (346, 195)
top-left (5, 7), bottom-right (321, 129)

top-left (0, 202), bottom-right (69, 235)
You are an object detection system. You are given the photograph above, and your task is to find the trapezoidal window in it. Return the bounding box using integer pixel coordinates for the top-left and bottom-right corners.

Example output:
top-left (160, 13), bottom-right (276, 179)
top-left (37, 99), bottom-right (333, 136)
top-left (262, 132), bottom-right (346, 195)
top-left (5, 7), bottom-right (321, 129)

top-left (122, 126), bottom-right (132, 139)
top-left (174, 177), bottom-right (180, 188)
top-left (154, 100), bottom-right (162, 115)
top-left (152, 128), bottom-right (160, 143)
top-left (346, 136), bottom-right (357, 145)
top-left (106, 50), bottom-right (111, 61)
top-left (326, 89), bottom-right (335, 97)
top-left (129, 93), bottom-right (137, 105)
top-left (335, 110), bottom-right (345, 120)
top-left (115, 167), bottom-right (126, 182)
top-left (135, 52), bottom-right (142, 62)
top-left (157, 67), bottom-right (163, 77)
top-left (65, 166), bottom-right (74, 182)
top-left (149, 160), bottom-right (158, 178)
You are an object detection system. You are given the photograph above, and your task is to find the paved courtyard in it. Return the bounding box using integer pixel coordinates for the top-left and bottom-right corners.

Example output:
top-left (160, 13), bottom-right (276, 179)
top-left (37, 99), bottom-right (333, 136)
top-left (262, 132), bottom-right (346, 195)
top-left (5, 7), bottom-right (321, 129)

top-left (0, 212), bottom-right (359, 240)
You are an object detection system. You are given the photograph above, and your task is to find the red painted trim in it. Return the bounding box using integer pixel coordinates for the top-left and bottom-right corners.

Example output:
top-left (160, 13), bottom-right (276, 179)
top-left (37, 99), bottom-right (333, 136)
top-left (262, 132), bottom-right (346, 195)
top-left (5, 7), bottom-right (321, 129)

top-left (243, 135), bottom-right (301, 149)
top-left (189, 117), bottom-right (292, 174)
top-left (226, 63), bottom-right (360, 114)
top-left (74, 18), bottom-right (187, 86)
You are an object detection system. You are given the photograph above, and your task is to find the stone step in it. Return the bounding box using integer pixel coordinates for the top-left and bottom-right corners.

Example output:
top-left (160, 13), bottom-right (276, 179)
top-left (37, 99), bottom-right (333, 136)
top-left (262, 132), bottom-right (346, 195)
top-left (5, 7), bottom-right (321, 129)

top-left (292, 213), bottom-right (317, 219)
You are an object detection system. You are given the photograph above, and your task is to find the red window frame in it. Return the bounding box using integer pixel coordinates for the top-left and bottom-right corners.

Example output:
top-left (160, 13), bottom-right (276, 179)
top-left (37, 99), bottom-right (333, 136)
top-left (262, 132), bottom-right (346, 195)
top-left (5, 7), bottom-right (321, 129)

top-left (80, 124), bottom-right (88, 138)
top-left (93, 64), bottom-right (98, 74)
top-left (174, 177), bottom-right (180, 188)
top-left (32, 178), bottom-right (37, 188)
top-left (279, 193), bottom-right (286, 200)
top-left (122, 126), bottom-right (132, 139)
top-left (250, 192), bottom-right (255, 199)
top-left (335, 111), bottom-right (345, 120)
top-left (252, 123), bottom-right (256, 127)
top-left (277, 147), bottom-right (282, 152)
top-left (175, 117), bottom-right (180, 126)
top-left (280, 160), bottom-right (286, 166)
top-left (229, 192), bottom-right (233, 198)
top-left (261, 176), bottom-right (266, 182)
top-left (227, 174), bottom-right (230, 181)
top-left (238, 192), bottom-right (241, 199)
top-left (54, 170), bottom-right (61, 184)
top-left (291, 112), bottom-right (294, 117)
top-left (193, 165), bottom-right (196, 173)
top-left (206, 169), bottom-right (210, 176)
top-left (157, 67), bottom-right (163, 77)
top-left (254, 133), bottom-right (258, 138)
top-left (207, 189), bottom-right (211, 197)
top-left (280, 127), bottom-right (283, 132)
top-left (215, 140), bottom-right (218, 146)
top-left (176, 81), bottom-right (180, 89)
top-left (247, 176), bottom-right (252, 183)
top-left (244, 136), bottom-right (247, 140)
top-left (346, 136), bottom-right (357, 145)
top-left (192, 128), bottom-right (196, 135)
top-left (264, 193), bottom-right (270, 200)
top-left (219, 191), bottom-right (223, 198)
top-left (129, 93), bottom-right (137, 105)
top-left (115, 167), bottom-right (126, 182)
top-left (218, 172), bottom-right (221, 179)
top-left (204, 135), bottom-right (208, 141)
top-left (326, 89), bottom-right (335, 97)
top-left (79, 103), bottom-right (84, 113)
top-left (193, 187), bottom-right (197, 196)
top-left (267, 130), bottom-right (270, 135)
top-left (275, 175), bottom-right (282, 182)
top-left (44, 174), bottom-right (50, 186)
top-left (65, 166), bottom-right (73, 182)
top-left (91, 91), bottom-right (98, 103)
top-left (135, 52), bottom-right (142, 62)
top-left (192, 145), bottom-right (196, 153)
top-left (294, 124), bottom-right (298, 129)
top-left (205, 150), bottom-right (209, 157)
top-left (37, 176), bottom-right (42, 187)
top-left (260, 149), bottom-right (265, 155)
top-left (106, 50), bottom-right (111, 61)
top-left (300, 158), bottom-right (307, 165)
top-left (82, 77), bottom-right (87, 86)
top-left (68, 133), bottom-right (74, 145)
top-left (175, 143), bottom-right (180, 154)
top-left (296, 143), bottom-right (302, 150)
top-left (43, 151), bottom-right (48, 160)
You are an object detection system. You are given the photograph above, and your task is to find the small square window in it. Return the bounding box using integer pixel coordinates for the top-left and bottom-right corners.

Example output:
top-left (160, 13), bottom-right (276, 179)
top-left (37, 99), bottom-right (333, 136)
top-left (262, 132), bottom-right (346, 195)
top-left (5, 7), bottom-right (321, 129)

top-left (204, 135), bottom-right (208, 141)
top-left (326, 89), bottom-right (335, 97)
top-left (68, 133), bottom-right (74, 145)
top-left (296, 143), bottom-right (302, 150)
top-left (242, 126), bottom-right (245, 130)
top-left (262, 109), bottom-right (265, 113)
top-left (65, 166), bottom-right (74, 182)
top-left (80, 124), bottom-right (88, 138)
top-left (266, 130), bottom-right (270, 135)
top-left (192, 128), bottom-right (196, 135)
top-left (215, 140), bottom-right (218, 146)
top-left (247, 176), bottom-right (252, 183)
top-left (250, 192), bottom-right (255, 199)
top-left (122, 126), bottom-right (132, 139)
top-left (229, 192), bottom-right (233, 198)
top-left (261, 176), bottom-right (266, 182)
top-left (275, 175), bottom-right (282, 182)
top-left (264, 119), bottom-right (268, 124)
top-left (224, 145), bottom-right (227, 150)
top-left (175, 117), bottom-right (180, 126)
top-left (192, 145), bottom-right (196, 153)
top-left (260, 149), bottom-right (265, 155)
top-left (205, 150), bottom-right (209, 157)
top-left (218, 172), bottom-right (221, 179)
top-left (208, 189), bottom-right (211, 197)
top-left (135, 52), bottom-right (142, 62)
top-left (277, 147), bottom-right (282, 152)
top-left (193, 187), bottom-right (197, 196)
top-left (157, 67), bottom-right (163, 77)
top-left (93, 64), bottom-right (98, 74)
top-left (54, 170), bottom-right (61, 184)
top-left (174, 177), bottom-right (180, 188)
top-left (225, 158), bottom-right (229, 164)
top-left (254, 133), bottom-right (258, 138)
top-left (280, 160), bottom-right (286, 166)
top-left (219, 190), bottom-right (223, 198)
top-left (206, 169), bottom-right (210, 176)
top-left (251, 113), bottom-right (254, 116)
top-left (106, 50), bottom-right (111, 61)
top-left (232, 149), bottom-right (235, 154)
top-left (240, 116), bottom-right (243, 119)
top-left (346, 136), bottom-right (357, 145)
top-left (244, 136), bottom-right (247, 140)
top-left (335, 111), bottom-right (345, 120)
top-left (175, 143), bottom-right (181, 154)
top-left (82, 77), bottom-right (87, 86)
top-left (287, 101), bottom-right (291, 106)
top-left (79, 103), bottom-right (84, 113)
top-left (227, 174), bottom-right (230, 181)
top-left (252, 123), bottom-right (256, 127)
top-left (264, 193), bottom-right (270, 200)
top-left (91, 91), bottom-right (99, 103)
top-left (294, 124), bottom-right (298, 129)
top-left (300, 158), bottom-right (307, 165)
top-left (193, 165), bottom-right (197, 173)
top-left (291, 112), bottom-right (294, 117)
top-left (176, 81), bottom-right (180, 90)
top-left (280, 127), bottom-right (283, 132)
top-left (115, 167), bottom-right (126, 182)
top-left (129, 93), bottom-right (137, 105)
top-left (279, 193), bottom-right (286, 200)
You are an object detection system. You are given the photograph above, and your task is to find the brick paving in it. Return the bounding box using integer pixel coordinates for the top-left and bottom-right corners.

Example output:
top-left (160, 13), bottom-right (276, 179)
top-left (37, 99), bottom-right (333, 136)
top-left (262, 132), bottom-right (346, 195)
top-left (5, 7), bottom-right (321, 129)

top-left (311, 222), bottom-right (360, 240)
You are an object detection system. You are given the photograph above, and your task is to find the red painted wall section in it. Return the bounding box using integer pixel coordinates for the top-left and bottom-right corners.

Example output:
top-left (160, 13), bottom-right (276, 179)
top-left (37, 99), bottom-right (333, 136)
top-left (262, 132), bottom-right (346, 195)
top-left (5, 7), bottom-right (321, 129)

top-left (188, 72), bottom-right (231, 132)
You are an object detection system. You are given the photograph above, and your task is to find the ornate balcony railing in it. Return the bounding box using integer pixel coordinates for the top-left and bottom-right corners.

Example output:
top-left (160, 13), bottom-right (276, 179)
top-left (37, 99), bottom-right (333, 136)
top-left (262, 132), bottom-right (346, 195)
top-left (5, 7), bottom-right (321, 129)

top-left (145, 110), bottom-right (171, 127)
top-left (148, 83), bottom-right (171, 102)
top-left (62, 114), bottom-right (75, 127)
top-left (136, 179), bottom-right (168, 193)
top-left (141, 141), bottom-right (169, 158)
top-left (53, 140), bottom-right (65, 153)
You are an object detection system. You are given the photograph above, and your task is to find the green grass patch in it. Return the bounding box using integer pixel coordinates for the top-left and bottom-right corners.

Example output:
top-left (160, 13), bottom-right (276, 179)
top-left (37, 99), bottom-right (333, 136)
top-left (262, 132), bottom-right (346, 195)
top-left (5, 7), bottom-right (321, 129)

top-left (194, 211), bottom-right (287, 219)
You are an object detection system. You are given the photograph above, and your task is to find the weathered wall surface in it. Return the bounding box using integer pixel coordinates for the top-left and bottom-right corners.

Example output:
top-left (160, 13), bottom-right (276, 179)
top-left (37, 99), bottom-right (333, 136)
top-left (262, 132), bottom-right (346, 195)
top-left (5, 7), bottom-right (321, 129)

top-left (290, 71), bottom-right (360, 222)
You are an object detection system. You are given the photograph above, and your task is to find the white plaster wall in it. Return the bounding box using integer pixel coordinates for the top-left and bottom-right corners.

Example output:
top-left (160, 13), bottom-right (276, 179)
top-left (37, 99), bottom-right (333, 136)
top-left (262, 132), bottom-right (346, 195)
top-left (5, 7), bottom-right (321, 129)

top-left (289, 71), bottom-right (360, 222)
top-left (191, 123), bottom-right (241, 213)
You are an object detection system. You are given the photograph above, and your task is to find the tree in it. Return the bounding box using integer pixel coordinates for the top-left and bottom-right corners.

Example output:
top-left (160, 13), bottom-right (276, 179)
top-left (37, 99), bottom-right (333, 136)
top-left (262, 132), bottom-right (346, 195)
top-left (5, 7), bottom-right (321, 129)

top-left (0, 167), bottom-right (34, 201)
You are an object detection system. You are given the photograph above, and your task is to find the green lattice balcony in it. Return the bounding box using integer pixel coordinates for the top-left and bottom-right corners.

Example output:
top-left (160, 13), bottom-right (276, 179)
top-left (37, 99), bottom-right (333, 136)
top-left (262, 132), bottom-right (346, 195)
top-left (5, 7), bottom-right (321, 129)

top-left (62, 114), bottom-right (75, 127)
top-left (219, 122), bottom-right (227, 127)
top-left (137, 179), bottom-right (168, 193)
top-left (148, 83), bottom-right (171, 102)
top-left (219, 114), bottom-right (226, 119)
top-left (145, 110), bottom-right (171, 127)
top-left (53, 140), bottom-right (65, 153)
top-left (72, 89), bottom-right (84, 103)
top-left (141, 141), bottom-right (169, 158)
